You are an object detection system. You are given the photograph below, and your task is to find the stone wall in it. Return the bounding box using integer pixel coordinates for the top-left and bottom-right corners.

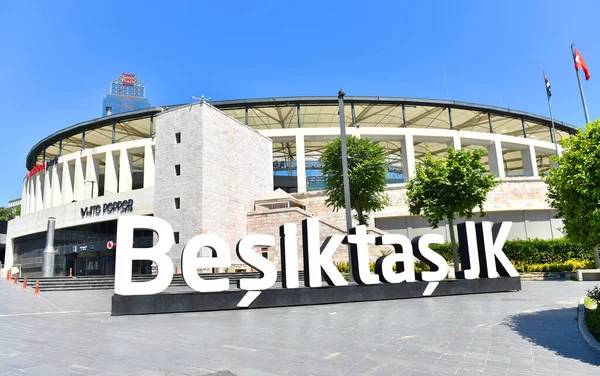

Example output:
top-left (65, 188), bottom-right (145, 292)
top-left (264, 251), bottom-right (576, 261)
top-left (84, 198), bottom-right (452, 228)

top-left (246, 177), bottom-right (561, 271)
top-left (292, 177), bottom-right (561, 241)
top-left (154, 103), bottom-right (273, 269)
top-left (247, 207), bottom-right (391, 271)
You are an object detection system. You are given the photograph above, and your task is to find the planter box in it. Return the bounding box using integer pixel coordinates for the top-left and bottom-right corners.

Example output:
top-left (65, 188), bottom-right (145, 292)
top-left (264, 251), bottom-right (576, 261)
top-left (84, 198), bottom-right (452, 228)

top-left (577, 269), bottom-right (600, 281)
top-left (519, 271), bottom-right (576, 280)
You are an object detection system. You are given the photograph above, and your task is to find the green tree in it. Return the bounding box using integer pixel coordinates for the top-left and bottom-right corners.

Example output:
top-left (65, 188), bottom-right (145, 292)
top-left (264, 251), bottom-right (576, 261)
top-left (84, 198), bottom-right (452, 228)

top-left (0, 206), bottom-right (17, 221)
top-left (546, 119), bottom-right (600, 268)
top-left (320, 136), bottom-right (390, 225)
top-left (406, 148), bottom-right (499, 271)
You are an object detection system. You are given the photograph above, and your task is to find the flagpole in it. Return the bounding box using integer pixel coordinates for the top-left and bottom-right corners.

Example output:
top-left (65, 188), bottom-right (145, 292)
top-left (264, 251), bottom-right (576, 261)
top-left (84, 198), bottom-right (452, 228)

top-left (544, 72), bottom-right (559, 156)
top-left (571, 43), bottom-right (591, 124)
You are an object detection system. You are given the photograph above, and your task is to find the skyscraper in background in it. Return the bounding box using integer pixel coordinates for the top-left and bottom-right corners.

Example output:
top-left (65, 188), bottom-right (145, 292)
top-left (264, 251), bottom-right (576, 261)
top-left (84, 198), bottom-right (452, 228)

top-left (102, 73), bottom-right (151, 116)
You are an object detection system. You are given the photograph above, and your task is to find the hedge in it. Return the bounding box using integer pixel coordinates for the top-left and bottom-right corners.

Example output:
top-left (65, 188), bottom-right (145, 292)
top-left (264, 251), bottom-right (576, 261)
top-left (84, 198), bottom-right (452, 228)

top-left (334, 238), bottom-right (594, 274)
top-left (585, 307), bottom-right (600, 341)
top-left (512, 259), bottom-right (594, 272)
top-left (334, 261), bottom-right (430, 273)
top-left (586, 288), bottom-right (600, 342)
top-left (424, 238), bottom-right (593, 264)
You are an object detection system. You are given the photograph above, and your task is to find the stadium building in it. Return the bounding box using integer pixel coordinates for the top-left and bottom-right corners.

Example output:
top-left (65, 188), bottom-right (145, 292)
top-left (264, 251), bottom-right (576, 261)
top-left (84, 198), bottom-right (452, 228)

top-left (3, 97), bottom-right (576, 277)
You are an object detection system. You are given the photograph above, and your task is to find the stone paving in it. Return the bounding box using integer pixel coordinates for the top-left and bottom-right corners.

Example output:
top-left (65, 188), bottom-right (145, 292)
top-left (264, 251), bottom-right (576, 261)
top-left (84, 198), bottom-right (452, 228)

top-left (0, 280), bottom-right (599, 375)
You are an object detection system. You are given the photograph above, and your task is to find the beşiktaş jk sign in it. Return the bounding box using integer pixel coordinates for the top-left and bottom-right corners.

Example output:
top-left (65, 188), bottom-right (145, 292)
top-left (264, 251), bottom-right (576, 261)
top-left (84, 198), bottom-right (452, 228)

top-left (114, 216), bottom-right (519, 308)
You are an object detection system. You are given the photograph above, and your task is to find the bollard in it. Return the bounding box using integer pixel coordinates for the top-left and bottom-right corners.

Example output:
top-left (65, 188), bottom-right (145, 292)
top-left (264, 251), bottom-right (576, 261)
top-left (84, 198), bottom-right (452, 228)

top-left (22, 277), bottom-right (27, 290)
top-left (33, 281), bottom-right (40, 295)
top-left (69, 268), bottom-right (72, 278)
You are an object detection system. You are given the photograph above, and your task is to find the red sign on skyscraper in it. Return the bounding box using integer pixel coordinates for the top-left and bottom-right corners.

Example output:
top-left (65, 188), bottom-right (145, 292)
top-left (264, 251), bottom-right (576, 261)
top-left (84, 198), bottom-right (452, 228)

top-left (122, 73), bottom-right (135, 86)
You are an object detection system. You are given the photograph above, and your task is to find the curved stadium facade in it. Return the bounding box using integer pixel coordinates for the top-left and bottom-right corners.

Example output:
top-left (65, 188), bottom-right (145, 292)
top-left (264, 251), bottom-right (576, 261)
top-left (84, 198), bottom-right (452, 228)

top-left (5, 97), bottom-right (576, 277)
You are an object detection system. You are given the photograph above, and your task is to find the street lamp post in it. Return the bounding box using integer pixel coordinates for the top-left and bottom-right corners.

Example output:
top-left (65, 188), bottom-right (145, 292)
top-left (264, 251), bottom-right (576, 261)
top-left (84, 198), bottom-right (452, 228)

top-left (338, 90), bottom-right (354, 282)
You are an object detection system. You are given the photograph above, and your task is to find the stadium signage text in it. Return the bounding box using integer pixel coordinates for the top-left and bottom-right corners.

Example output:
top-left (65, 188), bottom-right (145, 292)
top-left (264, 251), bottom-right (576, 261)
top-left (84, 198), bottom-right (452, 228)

top-left (114, 216), bottom-right (519, 302)
top-left (27, 157), bottom-right (59, 179)
top-left (81, 199), bottom-right (134, 218)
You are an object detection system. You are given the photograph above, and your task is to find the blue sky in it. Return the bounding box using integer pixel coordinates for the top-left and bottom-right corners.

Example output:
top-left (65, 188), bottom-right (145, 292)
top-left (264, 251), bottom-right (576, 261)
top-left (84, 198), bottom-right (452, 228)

top-left (0, 0), bottom-right (598, 202)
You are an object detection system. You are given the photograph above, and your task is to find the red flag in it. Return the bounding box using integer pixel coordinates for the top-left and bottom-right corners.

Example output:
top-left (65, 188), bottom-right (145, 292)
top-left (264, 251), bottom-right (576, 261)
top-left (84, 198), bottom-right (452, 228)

top-left (574, 49), bottom-right (591, 80)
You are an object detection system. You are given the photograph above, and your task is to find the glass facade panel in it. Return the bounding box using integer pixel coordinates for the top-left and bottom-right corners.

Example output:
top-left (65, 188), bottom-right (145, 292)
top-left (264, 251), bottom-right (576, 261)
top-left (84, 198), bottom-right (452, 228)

top-left (536, 152), bottom-right (552, 175)
top-left (503, 149), bottom-right (527, 177)
top-left (378, 140), bottom-right (404, 183)
top-left (304, 139), bottom-right (327, 191)
top-left (414, 141), bottom-right (450, 162)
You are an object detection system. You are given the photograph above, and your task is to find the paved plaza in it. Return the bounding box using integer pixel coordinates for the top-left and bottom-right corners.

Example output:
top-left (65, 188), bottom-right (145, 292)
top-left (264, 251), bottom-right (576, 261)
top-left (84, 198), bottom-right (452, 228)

top-left (0, 280), bottom-right (599, 375)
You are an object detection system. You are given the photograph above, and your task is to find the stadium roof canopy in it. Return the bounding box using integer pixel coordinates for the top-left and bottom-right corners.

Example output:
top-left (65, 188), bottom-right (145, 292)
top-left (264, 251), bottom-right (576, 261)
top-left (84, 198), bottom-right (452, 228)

top-left (26, 96), bottom-right (578, 170)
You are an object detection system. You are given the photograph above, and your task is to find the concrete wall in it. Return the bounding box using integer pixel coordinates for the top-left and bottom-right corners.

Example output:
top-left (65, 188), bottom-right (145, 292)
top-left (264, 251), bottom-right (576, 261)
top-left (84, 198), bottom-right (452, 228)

top-left (154, 103), bottom-right (273, 269)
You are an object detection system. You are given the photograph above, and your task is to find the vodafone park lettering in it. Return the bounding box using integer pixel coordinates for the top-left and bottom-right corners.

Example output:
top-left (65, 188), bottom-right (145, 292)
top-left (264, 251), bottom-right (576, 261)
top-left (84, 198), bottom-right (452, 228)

top-left (114, 216), bottom-right (519, 298)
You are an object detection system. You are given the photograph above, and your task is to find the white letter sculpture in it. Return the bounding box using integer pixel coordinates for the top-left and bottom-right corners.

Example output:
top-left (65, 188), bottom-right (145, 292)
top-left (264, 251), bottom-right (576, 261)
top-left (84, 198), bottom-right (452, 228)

top-left (182, 234), bottom-right (231, 292)
top-left (115, 216), bottom-right (174, 296)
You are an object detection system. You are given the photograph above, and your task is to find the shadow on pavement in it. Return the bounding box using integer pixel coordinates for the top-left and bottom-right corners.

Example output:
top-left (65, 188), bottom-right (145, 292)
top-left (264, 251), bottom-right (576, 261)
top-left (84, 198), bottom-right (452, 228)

top-left (504, 307), bottom-right (600, 366)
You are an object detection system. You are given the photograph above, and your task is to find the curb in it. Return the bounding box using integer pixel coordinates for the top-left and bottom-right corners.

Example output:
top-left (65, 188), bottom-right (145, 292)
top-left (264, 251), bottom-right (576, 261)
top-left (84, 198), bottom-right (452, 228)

top-left (577, 298), bottom-right (600, 352)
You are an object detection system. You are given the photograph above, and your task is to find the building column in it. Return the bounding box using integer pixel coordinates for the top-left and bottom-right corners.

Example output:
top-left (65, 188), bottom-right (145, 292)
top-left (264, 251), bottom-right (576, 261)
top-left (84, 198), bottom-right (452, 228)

top-left (448, 135), bottom-right (461, 150)
top-left (21, 179), bottom-right (28, 215)
top-left (295, 134), bottom-right (306, 193)
top-left (51, 165), bottom-right (62, 207)
top-left (487, 140), bottom-right (505, 178)
top-left (73, 156), bottom-right (86, 201)
top-left (61, 161), bottom-right (74, 205)
top-left (27, 178), bottom-right (34, 214)
top-left (143, 144), bottom-right (155, 188)
top-left (119, 148), bottom-right (133, 193)
top-left (34, 173), bottom-right (44, 211)
top-left (522, 145), bottom-right (538, 177)
top-left (85, 155), bottom-right (100, 198)
top-left (43, 170), bottom-right (52, 209)
top-left (401, 134), bottom-right (416, 182)
top-left (105, 151), bottom-right (119, 195)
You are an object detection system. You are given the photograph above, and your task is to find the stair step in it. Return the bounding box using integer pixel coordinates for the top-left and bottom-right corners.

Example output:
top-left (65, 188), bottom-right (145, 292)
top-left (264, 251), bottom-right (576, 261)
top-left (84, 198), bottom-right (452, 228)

top-left (13, 272), bottom-right (304, 291)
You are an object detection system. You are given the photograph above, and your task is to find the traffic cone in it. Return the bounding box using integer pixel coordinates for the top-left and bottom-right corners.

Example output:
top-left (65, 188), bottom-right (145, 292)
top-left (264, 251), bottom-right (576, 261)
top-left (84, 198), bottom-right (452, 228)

top-left (22, 277), bottom-right (27, 290)
top-left (13, 276), bottom-right (17, 285)
top-left (33, 281), bottom-right (39, 295)
top-left (5, 269), bottom-right (10, 281)
top-left (175, 266), bottom-right (178, 275)
top-left (69, 268), bottom-right (72, 277)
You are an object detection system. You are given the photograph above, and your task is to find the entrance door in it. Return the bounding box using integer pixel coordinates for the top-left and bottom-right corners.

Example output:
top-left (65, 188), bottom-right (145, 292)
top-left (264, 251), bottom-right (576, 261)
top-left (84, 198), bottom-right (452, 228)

top-left (99, 256), bottom-right (115, 275)
top-left (74, 258), bottom-right (87, 276)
